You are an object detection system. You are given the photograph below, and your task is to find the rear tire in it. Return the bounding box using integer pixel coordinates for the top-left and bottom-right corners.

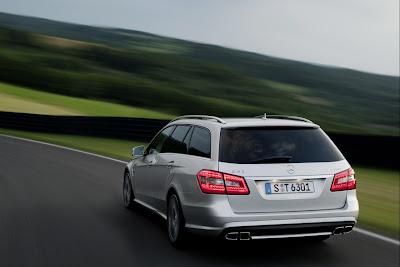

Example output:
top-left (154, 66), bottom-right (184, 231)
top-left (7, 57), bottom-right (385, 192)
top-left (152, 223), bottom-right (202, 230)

top-left (123, 172), bottom-right (135, 209)
top-left (167, 194), bottom-right (186, 247)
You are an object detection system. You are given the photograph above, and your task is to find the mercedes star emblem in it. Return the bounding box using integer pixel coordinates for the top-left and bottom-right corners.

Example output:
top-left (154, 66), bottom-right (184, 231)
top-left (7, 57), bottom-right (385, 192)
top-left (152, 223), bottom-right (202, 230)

top-left (286, 165), bottom-right (295, 174)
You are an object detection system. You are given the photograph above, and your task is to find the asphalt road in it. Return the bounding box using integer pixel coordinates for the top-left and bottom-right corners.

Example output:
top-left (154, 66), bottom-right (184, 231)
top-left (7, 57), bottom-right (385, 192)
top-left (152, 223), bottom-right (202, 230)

top-left (0, 135), bottom-right (398, 267)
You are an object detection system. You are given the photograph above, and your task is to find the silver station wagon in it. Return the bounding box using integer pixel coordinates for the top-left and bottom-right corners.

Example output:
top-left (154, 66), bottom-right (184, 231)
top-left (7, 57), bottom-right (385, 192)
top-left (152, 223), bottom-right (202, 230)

top-left (123, 115), bottom-right (359, 246)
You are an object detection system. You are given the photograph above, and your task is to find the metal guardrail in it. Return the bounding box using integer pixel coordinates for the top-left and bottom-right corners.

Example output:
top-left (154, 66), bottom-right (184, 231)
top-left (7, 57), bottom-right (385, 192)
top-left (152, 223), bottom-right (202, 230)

top-left (0, 111), bottom-right (398, 168)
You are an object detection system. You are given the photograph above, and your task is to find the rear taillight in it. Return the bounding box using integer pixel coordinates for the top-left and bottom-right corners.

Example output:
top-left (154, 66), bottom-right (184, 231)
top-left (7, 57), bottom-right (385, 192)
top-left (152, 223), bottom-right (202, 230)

top-left (224, 174), bottom-right (250, 194)
top-left (197, 170), bottom-right (225, 194)
top-left (331, 168), bottom-right (356, 192)
top-left (197, 170), bottom-right (249, 195)
top-left (347, 168), bottom-right (356, 190)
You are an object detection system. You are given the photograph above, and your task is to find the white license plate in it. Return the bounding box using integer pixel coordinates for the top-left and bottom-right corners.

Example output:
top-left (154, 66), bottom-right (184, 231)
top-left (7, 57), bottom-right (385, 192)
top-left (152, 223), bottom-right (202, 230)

top-left (266, 181), bottom-right (315, 194)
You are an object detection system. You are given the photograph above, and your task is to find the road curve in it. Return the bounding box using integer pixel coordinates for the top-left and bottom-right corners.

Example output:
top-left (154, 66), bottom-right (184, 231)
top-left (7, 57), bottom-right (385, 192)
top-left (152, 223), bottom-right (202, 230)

top-left (0, 135), bottom-right (398, 267)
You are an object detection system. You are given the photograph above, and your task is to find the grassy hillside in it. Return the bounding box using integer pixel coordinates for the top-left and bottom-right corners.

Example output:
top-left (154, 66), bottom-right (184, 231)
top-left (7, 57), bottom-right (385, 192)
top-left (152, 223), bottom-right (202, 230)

top-left (0, 12), bottom-right (398, 135)
top-left (0, 82), bottom-right (175, 119)
top-left (0, 91), bottom-right (81, 115)
top-left (0, 12), bottom-right (397, 97)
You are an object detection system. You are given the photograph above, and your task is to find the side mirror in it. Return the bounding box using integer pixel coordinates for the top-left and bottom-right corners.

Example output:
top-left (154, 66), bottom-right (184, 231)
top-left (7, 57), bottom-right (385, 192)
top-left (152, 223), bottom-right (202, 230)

top-left (132, 145), bottom-right (145, 157)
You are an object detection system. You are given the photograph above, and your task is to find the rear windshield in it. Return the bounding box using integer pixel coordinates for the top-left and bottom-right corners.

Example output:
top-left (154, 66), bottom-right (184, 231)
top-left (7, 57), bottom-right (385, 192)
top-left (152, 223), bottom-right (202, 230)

top-left (219, 127), bottom-right (344, 164)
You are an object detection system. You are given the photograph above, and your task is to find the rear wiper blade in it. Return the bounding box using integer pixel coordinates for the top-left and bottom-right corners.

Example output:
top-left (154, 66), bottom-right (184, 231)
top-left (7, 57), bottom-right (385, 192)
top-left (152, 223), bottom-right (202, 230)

top-left (249, 156), bottom-right (292, 164)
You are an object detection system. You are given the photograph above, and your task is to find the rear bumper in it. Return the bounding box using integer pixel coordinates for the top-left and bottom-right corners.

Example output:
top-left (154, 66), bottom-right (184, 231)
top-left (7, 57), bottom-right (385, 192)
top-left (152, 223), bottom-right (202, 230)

top-left (219, 221), bottom-right (355, 240)
top-left (184, 190), bottom-right (359, 238)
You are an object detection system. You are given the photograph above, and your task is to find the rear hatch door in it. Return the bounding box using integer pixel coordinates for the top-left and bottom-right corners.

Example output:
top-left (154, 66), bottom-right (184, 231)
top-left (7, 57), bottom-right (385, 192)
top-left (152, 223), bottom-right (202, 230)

top-left (218, 126), bottom-right (350, 213)
top-left (219, 161), bottom-right (349, 213)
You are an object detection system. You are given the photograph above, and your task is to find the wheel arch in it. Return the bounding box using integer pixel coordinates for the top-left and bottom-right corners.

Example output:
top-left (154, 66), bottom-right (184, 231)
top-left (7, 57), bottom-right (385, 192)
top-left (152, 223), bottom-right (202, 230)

top-left (166, 186), bottom-right (186, 223)
top-left (166, 186), bottom-right (178, 205)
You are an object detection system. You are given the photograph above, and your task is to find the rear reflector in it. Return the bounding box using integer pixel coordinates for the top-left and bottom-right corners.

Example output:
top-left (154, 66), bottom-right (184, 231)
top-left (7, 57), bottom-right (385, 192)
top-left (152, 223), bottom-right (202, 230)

top-left (331, 168), bottom-right (356, 191)
top-left (197, 170), bottom-right (249, 195)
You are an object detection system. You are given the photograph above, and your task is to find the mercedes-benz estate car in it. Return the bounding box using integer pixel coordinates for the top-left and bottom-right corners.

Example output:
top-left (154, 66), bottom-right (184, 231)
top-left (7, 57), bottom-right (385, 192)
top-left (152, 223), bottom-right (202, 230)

top-left (123, 114), bottom-right (359, 246)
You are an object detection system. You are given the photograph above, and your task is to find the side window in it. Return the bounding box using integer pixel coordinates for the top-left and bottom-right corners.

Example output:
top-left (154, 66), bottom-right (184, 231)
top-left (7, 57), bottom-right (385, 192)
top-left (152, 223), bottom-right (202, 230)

top-left (183, 126), bottom-right (194, 151)
top-left (146, 126), bottom-right (175, 154)
top-left (188, 127), bottom-right (211, 158)
top-left (161, 125), bottom-right (191, 154)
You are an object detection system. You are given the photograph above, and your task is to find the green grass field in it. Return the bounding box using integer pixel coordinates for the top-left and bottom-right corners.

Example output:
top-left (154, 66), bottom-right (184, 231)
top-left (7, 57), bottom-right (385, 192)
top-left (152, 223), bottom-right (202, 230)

top-left (0, 82), bottom-right (175, 119)
top-left (354, 167), bottom-right (399, 236)
top-left (0, 128), bottom-right (398, 238)
top-left (0, 91), bottom-right (81, 115)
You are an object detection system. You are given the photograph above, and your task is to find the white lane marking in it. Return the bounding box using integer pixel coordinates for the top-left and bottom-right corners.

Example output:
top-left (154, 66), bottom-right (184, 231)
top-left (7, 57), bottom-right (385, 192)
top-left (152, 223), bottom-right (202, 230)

top-left (0, 134), bottom-right (127, 164)
top-left (353, 227), bottom-right (399, 246)
top-left (1, 133), bottom-right (399, 246)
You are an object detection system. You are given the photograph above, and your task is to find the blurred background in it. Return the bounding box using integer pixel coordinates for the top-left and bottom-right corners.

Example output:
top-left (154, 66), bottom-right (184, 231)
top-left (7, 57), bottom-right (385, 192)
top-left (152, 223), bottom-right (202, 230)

top-left (0, 1), bottom-right (398, 238)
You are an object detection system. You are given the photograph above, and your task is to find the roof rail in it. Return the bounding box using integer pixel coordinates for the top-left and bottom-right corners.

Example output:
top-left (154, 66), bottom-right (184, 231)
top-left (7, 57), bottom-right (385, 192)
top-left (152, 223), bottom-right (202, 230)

top-left (170, 115), bottom-right (226, 124)
top-left (255, 114), bottom-right (313, 124)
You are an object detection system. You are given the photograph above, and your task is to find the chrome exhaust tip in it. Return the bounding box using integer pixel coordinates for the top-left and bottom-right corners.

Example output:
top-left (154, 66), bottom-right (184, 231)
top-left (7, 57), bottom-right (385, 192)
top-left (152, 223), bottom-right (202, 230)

top-left (333, 226), bottom-right (345, 235)
top-left (240, 232), bottom-right (251, 240)
top-left (343, 226), bottom-right (353, 234)
top-left (225, 232), bottom-right (239, 241)
top-left (333, 226), bottom-right (354, 235)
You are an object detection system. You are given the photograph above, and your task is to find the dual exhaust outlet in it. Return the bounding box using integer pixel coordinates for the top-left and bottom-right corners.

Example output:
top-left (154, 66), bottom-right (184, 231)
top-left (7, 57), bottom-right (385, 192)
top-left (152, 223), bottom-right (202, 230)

top-left (225, 225), bottom-right (354, 240)
top-left (225, 232), bottom-right (251, 241)
top-left (333, 226), bottom-right (353, 235)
